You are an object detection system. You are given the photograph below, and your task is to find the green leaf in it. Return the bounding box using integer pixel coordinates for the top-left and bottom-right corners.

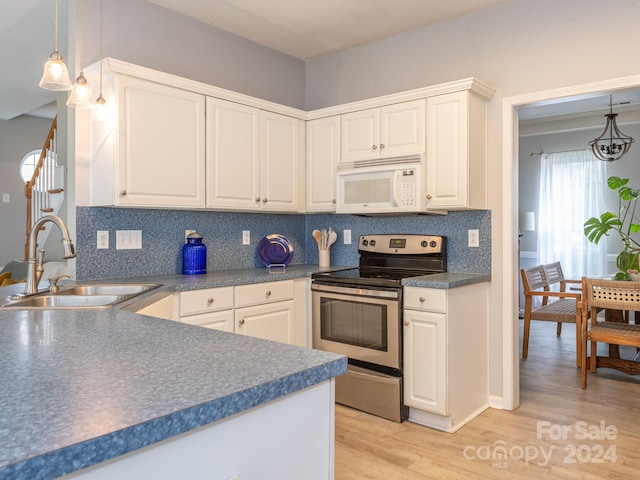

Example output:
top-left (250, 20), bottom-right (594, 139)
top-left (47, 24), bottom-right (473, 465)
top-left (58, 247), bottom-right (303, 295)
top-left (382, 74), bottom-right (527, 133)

top-left (619, 186), bottom-right (640, 201)
top-left (614, 271), bottom-right (628, 281)
top-left (616, 251), bottom-right (639, 273)
top-left (584, 212), bottom-right (622, 244)
top-left (608, 176), bottom-right (629, 190)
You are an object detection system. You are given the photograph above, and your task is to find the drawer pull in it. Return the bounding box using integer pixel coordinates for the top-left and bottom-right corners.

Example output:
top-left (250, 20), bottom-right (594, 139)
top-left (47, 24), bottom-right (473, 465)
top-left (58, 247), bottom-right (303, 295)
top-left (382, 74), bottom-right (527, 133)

top-left (238, 319), bottom-right (245, 325)
top-left (207, 298), bottom-right (214, 304)
top-left (266, 290), bottom-right (272, 296)
top-left (419, 297), bottom-right (426, 303)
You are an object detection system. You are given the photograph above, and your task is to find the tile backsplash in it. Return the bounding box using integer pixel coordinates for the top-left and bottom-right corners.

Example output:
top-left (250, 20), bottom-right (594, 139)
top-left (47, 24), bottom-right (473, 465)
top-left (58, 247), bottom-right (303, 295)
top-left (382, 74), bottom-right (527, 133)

top-left (76, 207), bottom-right (491, 280)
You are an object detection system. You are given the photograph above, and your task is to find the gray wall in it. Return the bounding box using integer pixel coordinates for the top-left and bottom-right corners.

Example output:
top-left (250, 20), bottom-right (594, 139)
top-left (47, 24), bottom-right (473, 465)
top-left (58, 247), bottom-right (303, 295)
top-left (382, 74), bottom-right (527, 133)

top-left (0, 115), bottom-right (52, 267)
top-left (80, 0), bottom-right (306, 110)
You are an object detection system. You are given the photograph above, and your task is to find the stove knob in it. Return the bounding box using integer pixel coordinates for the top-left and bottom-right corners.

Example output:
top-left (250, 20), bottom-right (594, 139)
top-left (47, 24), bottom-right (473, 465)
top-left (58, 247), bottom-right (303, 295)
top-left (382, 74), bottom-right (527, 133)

top-left (370, 240), bottom-right (376, 247)
top-left (421, 240), bottom-right (428, 247)
top-left (430, 240), bottom-right (438, 248)
top-left (362, 239), bottom-right (369, 246)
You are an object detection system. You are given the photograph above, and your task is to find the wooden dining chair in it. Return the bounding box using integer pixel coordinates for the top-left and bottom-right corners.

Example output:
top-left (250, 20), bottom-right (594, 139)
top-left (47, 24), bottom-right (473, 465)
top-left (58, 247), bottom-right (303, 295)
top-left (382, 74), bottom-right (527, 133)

top-left (581, 277), bottom-right (640, 388)
top-left (521, 264), bottom-right (584, 366)
top-left (543, 262), bottom-right (583, 336)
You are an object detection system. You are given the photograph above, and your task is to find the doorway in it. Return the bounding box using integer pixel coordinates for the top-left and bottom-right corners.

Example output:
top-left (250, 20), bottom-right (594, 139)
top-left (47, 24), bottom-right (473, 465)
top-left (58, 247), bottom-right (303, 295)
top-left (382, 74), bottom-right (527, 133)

top-left (502, 75), bottom-right (640, 409)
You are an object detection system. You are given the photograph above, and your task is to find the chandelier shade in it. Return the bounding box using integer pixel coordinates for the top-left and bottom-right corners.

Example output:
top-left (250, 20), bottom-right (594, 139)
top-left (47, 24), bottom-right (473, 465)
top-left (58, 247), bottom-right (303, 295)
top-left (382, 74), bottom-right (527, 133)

top-left (588, 96), bottom-right (634, 162)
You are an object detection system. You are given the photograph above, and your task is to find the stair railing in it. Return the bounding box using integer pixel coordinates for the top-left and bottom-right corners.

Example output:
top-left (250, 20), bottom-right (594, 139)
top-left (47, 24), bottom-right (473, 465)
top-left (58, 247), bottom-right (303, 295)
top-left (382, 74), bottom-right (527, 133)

top-left (24, 117), bottom-right (62, 260)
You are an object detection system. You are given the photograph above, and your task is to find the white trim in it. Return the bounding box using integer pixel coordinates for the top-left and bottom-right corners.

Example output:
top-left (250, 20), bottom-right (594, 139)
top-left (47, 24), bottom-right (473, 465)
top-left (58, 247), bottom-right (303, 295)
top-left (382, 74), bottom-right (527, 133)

top-left (502, 74), bottom-right (640, 412)
top-left (519, 250), bottom-right (537, 259)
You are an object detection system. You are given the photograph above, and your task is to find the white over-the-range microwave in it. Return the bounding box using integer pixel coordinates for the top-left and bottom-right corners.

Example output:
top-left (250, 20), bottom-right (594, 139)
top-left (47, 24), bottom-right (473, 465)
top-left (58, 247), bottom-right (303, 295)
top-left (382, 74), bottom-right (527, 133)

top-left (336, 154), bottom-right (437, 214)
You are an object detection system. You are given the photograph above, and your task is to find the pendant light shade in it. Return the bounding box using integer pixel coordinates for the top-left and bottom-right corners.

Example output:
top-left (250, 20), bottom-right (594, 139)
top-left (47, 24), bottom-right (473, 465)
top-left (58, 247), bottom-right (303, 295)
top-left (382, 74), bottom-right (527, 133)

top-left (66, 72), bottom-right (93, 108)
top-left (589, 96), bottom-right (635, 162)
top-left (39, 0), bottom-right (72, 91)
top-left (67, 0), bottom-right (92, 108)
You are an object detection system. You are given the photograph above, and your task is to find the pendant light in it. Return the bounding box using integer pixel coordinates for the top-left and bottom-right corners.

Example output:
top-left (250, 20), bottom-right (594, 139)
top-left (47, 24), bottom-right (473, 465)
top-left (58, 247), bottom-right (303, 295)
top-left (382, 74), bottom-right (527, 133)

top-left (67, 0), bottom-right (92, 108)
top-left (589, 95), bottom-right (635, 162)
top-left (39, 0), bottom-right (73, 91)
top-left (93, 0), bottom-right (107, 121)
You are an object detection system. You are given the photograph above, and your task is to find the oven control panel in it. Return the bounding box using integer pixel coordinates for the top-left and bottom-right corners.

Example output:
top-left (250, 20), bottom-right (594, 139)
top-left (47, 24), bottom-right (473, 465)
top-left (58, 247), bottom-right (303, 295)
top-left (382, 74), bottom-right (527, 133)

top-left (359, 235), bottom-right (444, 254)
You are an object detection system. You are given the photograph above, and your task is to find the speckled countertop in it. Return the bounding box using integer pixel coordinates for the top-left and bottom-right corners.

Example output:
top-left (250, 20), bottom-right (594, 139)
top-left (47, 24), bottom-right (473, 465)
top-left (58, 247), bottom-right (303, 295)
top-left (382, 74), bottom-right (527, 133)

top-left (0, 264), bottom-right (489, 479)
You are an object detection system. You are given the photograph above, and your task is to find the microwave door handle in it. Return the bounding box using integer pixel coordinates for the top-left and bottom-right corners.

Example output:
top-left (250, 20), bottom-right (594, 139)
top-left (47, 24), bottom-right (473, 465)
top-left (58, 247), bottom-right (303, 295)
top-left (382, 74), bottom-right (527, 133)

top-left (392, 171), bottom-right (401, 206)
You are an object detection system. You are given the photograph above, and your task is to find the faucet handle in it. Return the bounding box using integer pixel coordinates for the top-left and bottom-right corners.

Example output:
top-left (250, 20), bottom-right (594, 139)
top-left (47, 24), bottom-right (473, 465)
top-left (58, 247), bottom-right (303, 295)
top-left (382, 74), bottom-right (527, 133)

top-left (49, 274), bottom-right (72, 294)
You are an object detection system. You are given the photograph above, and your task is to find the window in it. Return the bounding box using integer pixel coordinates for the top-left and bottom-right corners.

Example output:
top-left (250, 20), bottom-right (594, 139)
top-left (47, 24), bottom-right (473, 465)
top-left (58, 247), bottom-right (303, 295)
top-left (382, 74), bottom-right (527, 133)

top-left (537, 150), bottom-right (607, 279)
top-left (19, 149), bottom-right (41, 183)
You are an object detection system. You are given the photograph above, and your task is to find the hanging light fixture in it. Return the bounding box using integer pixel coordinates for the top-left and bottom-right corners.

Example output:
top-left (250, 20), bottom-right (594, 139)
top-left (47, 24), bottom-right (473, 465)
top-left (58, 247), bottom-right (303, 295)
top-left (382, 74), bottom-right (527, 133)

top-left (67, 0), bottom-right (92, 108)
top-left (93, 0), bottom-right (107, 121)
top-left (39, 0), bottom-right (73, 91)
top-left (589, 95), bottom-right (635, 162)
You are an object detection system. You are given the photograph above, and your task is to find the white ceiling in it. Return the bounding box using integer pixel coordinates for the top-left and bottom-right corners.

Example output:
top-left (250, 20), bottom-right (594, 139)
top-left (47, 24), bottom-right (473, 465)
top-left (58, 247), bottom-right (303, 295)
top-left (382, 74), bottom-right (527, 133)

top-left (2, 0), bottom-right (638, 122)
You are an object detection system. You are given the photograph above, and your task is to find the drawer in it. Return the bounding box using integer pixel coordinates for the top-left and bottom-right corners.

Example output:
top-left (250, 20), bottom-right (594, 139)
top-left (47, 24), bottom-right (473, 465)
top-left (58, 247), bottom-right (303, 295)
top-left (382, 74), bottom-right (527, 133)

top-left (181, 310), bottom-right (234, 332)
top-left (235, 280), bottom-right (294, 308)
top-left (180, 286), bottom-right (234, 316)
top-left (404, 287), bottom-right (446, 313)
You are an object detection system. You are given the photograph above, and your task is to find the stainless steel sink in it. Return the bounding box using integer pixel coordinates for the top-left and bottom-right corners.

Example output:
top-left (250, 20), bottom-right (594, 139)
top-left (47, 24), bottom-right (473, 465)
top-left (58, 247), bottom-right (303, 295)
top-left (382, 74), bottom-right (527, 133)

top-left (1, 283), bottom-right (161, 309)
top-left (7, 294), bottom-right (127, 308)
top-left (56, 284), bottom-right (159, 296)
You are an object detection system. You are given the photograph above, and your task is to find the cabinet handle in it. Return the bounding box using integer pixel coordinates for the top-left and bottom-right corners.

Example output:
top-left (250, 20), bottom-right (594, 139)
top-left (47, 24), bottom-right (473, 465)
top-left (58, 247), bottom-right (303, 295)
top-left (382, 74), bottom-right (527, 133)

top-left (426, 194), bottom-right (432, 200)
top-left (380, 144), bottom-right (385, 149)
top-left (332, 199), bottom-right (336, 204)
top-left (372, 145), bottom-right (378, 150)
top-left (255, 197), bottom-right (261, 203)
top-left (262, 198), bottom-right (268, 203)
top-left (238, 319), bottom-right (245, 325)
top-left (120, 190), bottom-right (127, 196)
top-left (207, 298), bottom-right (214, 304)
top-left (404, 320), bottom-right (410, 326)
top-left (266, 290), bottom-right (272, 296)
top-left (419, 297), bottom-right (426, 303)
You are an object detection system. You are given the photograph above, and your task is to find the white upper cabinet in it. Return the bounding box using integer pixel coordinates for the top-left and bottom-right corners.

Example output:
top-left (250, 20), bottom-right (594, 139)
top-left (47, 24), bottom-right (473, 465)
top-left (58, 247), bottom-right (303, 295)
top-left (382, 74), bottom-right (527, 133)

top-left (425, 91), bottom-right (487, 210)
top-left (341, 99), bottom-right (425, 163)
top-left (206, 98), bottom-right (260, 210)
top-left (306, 116), bottom-right (340, 212)
top-left (260, 111), bottom-right (305, 212)
top-left (82, 74), bottom-right (206, 208)
top-left (206, 98), bottom-right (304, 212)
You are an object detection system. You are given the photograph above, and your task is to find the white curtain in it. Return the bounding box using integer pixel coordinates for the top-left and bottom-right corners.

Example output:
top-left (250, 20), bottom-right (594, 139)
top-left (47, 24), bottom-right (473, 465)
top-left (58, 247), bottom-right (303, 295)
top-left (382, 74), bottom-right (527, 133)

top-left (537, 150), bottom-right (607, 279)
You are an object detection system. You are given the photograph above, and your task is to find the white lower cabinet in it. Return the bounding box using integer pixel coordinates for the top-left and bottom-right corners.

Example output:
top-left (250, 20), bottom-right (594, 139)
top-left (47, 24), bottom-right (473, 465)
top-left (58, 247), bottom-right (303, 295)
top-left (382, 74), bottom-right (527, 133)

top-left (137, 279), bottom-right (309, 346)
top-left (179, 286), bottom-right (235, 332)
top-left (403, 283), bottom-right (489, 432)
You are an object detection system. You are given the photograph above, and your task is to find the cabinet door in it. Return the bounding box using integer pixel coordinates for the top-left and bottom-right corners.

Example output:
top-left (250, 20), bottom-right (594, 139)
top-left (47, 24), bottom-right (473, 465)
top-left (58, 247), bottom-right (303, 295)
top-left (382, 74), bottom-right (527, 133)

top-left (235, 301), bottom-right (294, 344)
top-left (426, 91), bottom-right (469, 209)
top-left (403, 308), bottom-right (447, 415)
top-left (306, 116), bottom-right (340, 212)
top-left (182, 310), bottom-right (234, 333)
top-left (380, 100), bottom-right (425, 158)
top-left (260, 111), bottom-right (303, 212)
top-left (117, 77), bottom-right (205, 208)
top-left (341, 108), bottom-right (381, 162)
top-left (206, 98), bottom-right (260, 209)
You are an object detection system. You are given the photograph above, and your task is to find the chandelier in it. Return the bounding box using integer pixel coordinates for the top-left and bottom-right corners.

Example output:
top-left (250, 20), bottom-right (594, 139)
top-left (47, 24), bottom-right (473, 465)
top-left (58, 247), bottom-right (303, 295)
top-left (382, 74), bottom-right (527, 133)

top-left (589, 95), bottom-right (634, 162)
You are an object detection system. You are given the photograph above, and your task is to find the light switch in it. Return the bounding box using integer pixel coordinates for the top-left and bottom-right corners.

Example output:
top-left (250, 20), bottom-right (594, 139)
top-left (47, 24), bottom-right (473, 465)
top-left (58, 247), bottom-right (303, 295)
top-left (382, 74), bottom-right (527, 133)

top-left (2, 193), bottom-right (9, 203)
top-left (116, 230), bottom-right (142, 250)
top-left (343, 229), bottom-right (352, 244)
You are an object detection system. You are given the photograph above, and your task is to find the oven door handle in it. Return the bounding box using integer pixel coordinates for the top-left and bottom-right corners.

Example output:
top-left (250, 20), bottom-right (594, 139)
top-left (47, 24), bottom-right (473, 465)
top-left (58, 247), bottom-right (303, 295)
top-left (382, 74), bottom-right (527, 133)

top-left (311, 283), bottom-right (399, 299)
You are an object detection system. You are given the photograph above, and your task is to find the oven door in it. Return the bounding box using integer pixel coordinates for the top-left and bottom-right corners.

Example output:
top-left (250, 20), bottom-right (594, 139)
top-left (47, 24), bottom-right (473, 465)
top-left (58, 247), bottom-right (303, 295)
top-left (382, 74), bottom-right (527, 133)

top-left (311, 282), bottom-right (401, 370)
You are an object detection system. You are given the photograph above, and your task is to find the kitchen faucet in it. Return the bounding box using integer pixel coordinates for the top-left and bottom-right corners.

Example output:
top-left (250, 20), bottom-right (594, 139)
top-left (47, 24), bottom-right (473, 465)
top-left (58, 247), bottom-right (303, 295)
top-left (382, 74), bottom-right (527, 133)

top-left (22, 215), bottom-right (76, 296)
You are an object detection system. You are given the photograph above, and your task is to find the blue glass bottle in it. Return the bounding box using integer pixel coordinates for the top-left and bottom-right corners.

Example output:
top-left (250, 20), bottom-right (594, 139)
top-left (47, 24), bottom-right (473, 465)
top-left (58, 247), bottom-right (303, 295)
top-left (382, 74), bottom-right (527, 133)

top-left (182, 232), bottom-right (207, 275)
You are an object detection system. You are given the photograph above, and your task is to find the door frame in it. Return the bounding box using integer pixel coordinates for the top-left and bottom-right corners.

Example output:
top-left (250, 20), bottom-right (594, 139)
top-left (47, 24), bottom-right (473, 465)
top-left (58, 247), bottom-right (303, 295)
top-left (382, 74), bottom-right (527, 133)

top-left (501, 74), bottom-right (640, 410)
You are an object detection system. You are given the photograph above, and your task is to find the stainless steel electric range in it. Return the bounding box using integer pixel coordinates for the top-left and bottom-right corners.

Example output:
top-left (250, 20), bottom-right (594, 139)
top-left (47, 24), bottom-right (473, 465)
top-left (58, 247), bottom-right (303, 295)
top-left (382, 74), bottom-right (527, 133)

top-left (311, 234), bottom-right (446, 422)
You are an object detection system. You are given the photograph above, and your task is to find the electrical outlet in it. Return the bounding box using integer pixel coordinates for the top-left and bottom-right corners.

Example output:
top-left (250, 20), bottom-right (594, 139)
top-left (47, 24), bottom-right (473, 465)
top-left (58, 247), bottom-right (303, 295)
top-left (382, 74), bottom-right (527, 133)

top-left (185, 229), bottom-right (196, 242)
top-left (116, 230), bottom-right (142, 250)
top-left (343, 229), bottom-right (352, 244)
top-left (242, 230), bottom-right (250, 245)
top-left (97, 230), bottom-right (109, 249)
top-left (468, 229), bottom-right (479, 248)
top-left (2, 193), bottom-right (9, 203)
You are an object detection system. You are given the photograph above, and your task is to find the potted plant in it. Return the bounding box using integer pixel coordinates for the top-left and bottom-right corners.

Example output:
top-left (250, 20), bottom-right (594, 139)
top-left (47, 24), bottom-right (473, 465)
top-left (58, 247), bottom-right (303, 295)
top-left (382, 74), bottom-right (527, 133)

top-left (584, 176), bottom-right (640, 280)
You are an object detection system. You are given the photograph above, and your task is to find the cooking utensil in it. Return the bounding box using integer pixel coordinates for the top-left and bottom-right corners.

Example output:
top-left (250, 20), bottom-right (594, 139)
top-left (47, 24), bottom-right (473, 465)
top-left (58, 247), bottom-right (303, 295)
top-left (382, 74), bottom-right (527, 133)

top-left (328, 230), bottom-right (337, 247)
top-left (312, 230), bottom-right (322, 248)
top-left (321, 228), bottom-right (327, 249)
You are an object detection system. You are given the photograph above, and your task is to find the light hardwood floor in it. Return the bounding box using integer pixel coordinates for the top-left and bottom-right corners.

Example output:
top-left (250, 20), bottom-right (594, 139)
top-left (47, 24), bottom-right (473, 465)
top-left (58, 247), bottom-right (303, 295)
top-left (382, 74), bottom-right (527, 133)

top-left (335, 320), bottom-right (640, 479)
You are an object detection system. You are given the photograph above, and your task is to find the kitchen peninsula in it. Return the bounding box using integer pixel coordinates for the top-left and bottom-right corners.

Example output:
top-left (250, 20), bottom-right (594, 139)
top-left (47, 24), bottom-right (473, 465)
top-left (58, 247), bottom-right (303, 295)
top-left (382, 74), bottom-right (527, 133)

top-left (0, 270), bottom-right (347, 480)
